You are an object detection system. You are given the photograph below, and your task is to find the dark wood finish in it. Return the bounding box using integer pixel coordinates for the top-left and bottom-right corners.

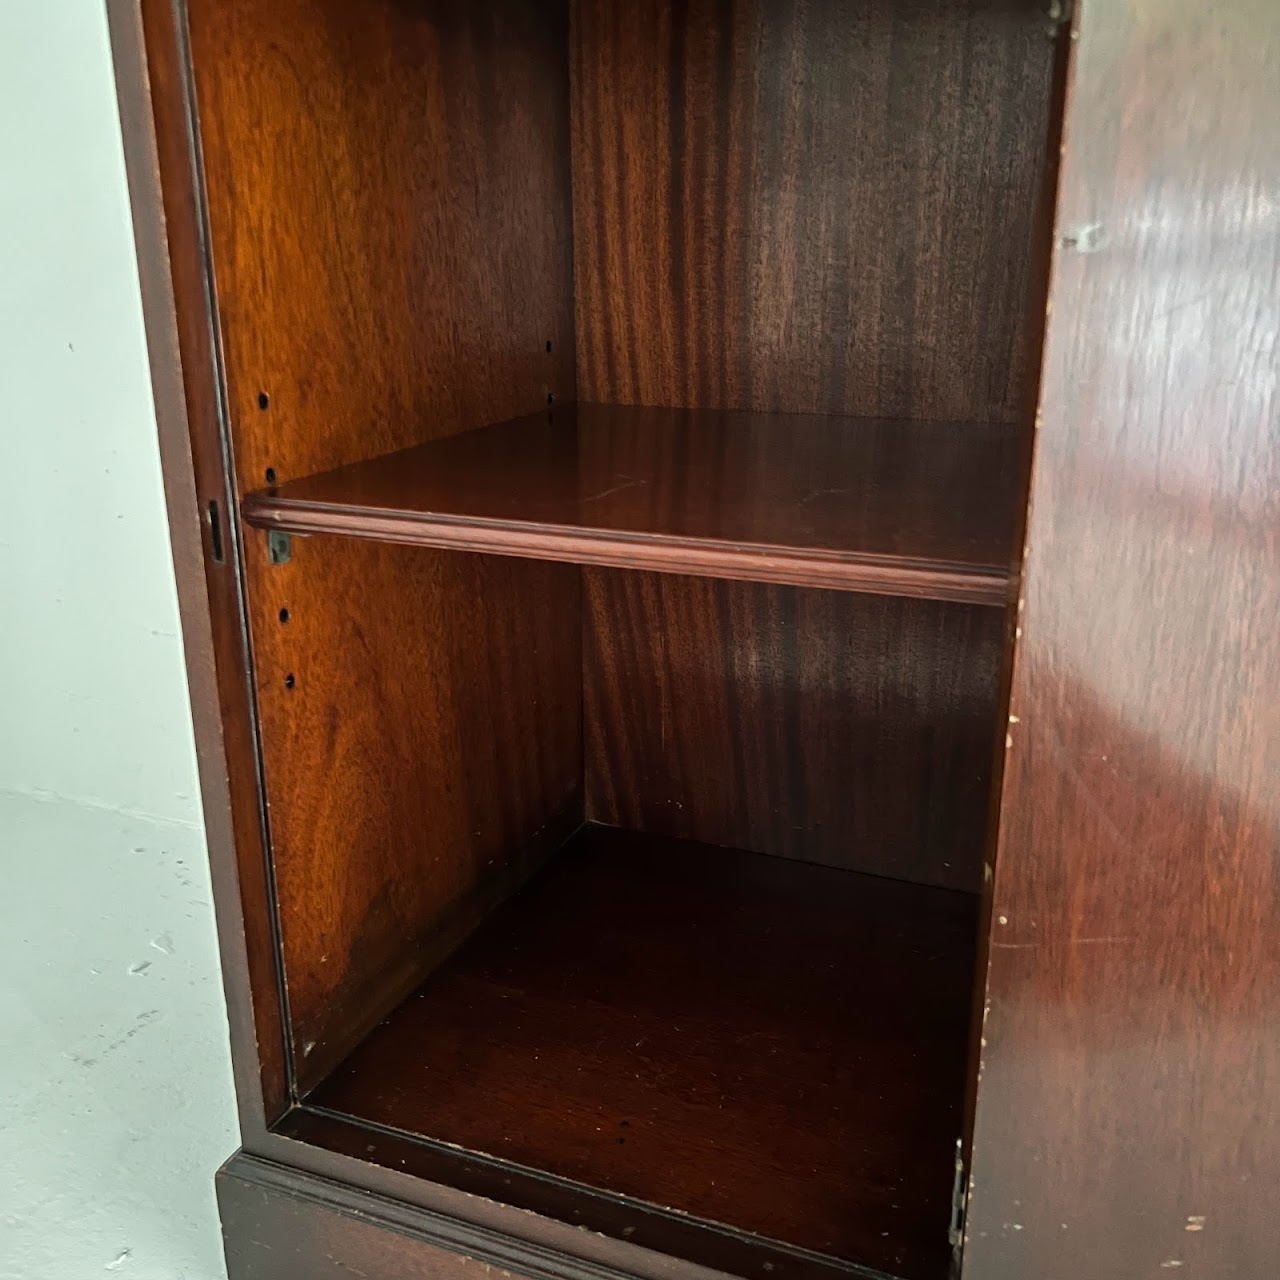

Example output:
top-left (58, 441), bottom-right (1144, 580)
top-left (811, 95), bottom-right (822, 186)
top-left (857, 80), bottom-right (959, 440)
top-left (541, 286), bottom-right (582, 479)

top-left (107, 0), bottom-right (290, 1129)
top-left (278, 1108), bottom-right (885, 1280)
top-left (185, 0), bottom-right (577, 492)
top-left (243, 404), bottom-right (1023, 605)
top-left (218, 1155), bottom-right (510, 1280)
top-left (571, 0), bottom-right (1059, 422)
top-left (311, 826), bottom-right (977, 1280)
top-left (966, 2), bottom-right (1280, 1277)
top-left (585, 572), bottom-right (1003, 892)
top-left (221, 1150), bottom-right (763, 1280)
top-left (114, 0), bottom-right (1280, 1277)
top-left (244, 534), bottom-right (582, 1091)
top-left (218, 1153), bottom-right (543, 1280)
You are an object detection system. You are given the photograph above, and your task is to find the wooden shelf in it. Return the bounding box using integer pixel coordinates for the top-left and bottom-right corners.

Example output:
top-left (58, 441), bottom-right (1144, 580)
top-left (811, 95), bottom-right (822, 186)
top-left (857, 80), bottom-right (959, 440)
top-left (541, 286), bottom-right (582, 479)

top-left (242, 404), bottom-right (1022, 604)
top-left (307, 826), bottom-right (978, 1280)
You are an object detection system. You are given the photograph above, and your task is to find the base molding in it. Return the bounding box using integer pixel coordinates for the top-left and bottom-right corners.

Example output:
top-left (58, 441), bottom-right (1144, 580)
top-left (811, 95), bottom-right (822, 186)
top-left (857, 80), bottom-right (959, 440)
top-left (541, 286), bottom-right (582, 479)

top-left (217, 1151), bottom-right (668, 1280)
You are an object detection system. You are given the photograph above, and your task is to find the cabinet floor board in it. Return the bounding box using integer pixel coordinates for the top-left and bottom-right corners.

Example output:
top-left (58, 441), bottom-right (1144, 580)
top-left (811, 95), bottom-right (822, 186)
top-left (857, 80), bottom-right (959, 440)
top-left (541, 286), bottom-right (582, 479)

top-left (308, 825), bottom-right (978, 1280)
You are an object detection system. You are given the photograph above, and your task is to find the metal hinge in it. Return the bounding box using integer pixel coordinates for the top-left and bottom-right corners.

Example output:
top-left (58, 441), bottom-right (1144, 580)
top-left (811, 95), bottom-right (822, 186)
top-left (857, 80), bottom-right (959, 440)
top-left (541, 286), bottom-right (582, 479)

top-left (948, 1139), bottom-right (967, 1252)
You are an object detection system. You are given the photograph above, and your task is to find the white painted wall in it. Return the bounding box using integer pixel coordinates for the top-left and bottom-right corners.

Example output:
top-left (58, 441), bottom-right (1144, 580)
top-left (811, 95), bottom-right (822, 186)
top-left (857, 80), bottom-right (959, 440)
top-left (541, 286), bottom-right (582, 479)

top-left (0, 2), bottom-right (201, 827)
top-left (0, 7), bottom-right (237, 1279)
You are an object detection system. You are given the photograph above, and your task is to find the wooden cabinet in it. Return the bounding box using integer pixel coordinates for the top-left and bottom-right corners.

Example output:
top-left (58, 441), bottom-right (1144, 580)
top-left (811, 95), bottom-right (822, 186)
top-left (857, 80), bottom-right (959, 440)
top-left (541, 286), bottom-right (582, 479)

top-left (108, 1), bottom-right (1279, 1277)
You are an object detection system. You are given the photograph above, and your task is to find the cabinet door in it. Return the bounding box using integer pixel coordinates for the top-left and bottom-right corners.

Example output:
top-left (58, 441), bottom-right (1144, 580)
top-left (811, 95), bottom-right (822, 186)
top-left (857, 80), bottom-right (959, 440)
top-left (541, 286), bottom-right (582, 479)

top-left (966, 1), bottom-right (1280, 1276)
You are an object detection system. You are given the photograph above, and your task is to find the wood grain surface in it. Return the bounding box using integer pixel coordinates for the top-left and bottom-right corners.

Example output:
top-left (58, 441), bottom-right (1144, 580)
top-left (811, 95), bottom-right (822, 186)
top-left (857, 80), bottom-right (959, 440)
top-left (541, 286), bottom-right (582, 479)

top-left (311, 825), bottom-right (977, 1280)
top-left (110, 0), bottom-right (291, 1127)
top-left (585, 570), bottom-right (1004, 892)
top-left (242, 403), bottom-right (1023, 604)
top-left (245, 534), bottom-right (582, 1092)
top-left (966, 1), bottom-right (1280, 1276)
top-left (218, 1154), bottom-right (540, 1280)
top-left (184, 0), bottom-right (576, 492)
top-left (278, 1105), bottom-right (887, 1280)
top-left (571, 0), bottom-right (1059, 422)
top-left (221, 1148), bottom-right (783, 1280)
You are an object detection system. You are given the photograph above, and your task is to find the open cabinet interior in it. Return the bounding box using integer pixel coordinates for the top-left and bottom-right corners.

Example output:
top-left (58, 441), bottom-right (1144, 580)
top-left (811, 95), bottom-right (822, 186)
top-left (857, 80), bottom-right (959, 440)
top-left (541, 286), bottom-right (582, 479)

top-left (180, 1), bottom-right (1068, 1278)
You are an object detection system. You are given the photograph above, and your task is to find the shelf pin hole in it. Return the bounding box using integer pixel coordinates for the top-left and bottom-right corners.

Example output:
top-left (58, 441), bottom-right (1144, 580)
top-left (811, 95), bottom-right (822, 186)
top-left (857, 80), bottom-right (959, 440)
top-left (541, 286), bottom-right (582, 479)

top-left (279, 607), bottom-right (291, 624)
top-left (258, 392), bottom-right (270, 411)
top-left (284, 673), bottom-right (296, 691)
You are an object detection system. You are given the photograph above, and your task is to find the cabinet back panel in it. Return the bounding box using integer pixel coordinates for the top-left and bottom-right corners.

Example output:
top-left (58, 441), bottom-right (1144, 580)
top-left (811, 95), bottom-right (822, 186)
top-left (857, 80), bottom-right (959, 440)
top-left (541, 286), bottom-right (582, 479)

top-left (571, 0), bottom-right (1059, 422)
top-left (585, 570), bottom-right (1004, 892)
top-left (245, 535), bottom-right (582, 1092)
top-left (185, 0), bottom-right (576, 492)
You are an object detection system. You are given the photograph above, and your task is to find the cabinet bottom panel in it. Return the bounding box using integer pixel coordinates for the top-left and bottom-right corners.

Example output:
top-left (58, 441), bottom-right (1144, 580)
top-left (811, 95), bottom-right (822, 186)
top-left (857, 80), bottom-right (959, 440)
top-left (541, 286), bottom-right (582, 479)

top-left (286, 825), bottom-right (975, 1280)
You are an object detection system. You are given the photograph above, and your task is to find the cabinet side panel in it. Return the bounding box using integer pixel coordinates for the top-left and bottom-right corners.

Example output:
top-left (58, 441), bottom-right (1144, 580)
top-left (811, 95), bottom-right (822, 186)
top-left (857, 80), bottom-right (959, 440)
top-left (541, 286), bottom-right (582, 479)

top-left (585, 571), bottom-right (1003, 892)
top-left (110, 0), bottom-right (288, 1128)
top-left (248, 537), bottom-right (583, 1092)
top-left (185, 0), bottom-right (575, 491)
top-left (968, 0), bottom-right (1280, 1275)
top-left (571, 0), bottom-right (1057, 422)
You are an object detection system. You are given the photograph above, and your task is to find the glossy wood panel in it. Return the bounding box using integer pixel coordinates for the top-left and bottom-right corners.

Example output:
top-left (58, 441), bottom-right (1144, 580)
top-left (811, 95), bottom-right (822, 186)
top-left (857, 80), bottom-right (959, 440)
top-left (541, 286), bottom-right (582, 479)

top-left (109, 0), bottom-right (289, 1127)
top-left (966, 1), bottom-right (1280, 1275)
top-left (220, 1149), bottom-right (749, 1280)
top-left (571, 0), bottom-right (1058, 421)
top-left (185, 0), bottom-right (576, 491)
top-left (243, 404), bottom-right (1024, 604)
top-left (279, 1108), bottom-right (876, 1280)
top-left (586, 572), bottom-right (1003, 891)
top-left (245, 535), bottom-right (582, 1092)
top-left (313, 826), bottom-right (976, 1280)
top-left (217, 1154), bottom-right (538, 1280)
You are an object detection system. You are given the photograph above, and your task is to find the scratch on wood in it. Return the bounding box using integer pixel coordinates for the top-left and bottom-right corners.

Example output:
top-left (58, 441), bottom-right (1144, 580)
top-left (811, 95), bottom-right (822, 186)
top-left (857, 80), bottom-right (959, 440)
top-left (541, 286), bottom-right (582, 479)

top-left (1060, 222), bottom-right (1107, 253)
top-left (798, 486), bottom-right (849, 506)
top-left (579, 476), bottom-right (645, 504)
top-left (1045, 727), bottom-right (1132, 852)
